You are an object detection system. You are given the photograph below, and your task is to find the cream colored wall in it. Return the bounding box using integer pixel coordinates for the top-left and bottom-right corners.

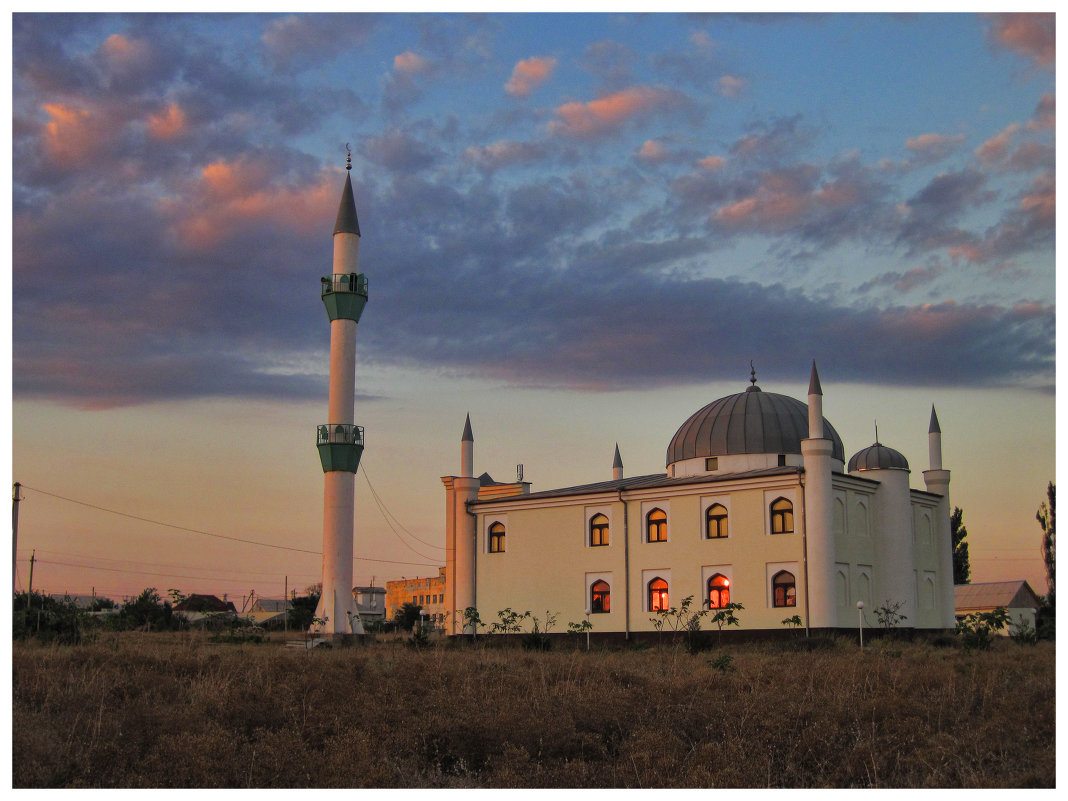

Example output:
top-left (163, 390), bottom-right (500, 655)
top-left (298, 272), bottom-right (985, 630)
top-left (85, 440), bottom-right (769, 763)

top-left (473, 475), bottom-right (809, 634)
top-left (911, 495), bottom-right (945, 628)
top-left (831, 482), bottom-right (878, 626)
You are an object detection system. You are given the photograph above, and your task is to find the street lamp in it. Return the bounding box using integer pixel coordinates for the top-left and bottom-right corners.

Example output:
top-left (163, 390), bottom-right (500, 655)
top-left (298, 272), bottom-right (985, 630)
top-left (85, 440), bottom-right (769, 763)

top-left (585, 606), bottom-right (591, 651)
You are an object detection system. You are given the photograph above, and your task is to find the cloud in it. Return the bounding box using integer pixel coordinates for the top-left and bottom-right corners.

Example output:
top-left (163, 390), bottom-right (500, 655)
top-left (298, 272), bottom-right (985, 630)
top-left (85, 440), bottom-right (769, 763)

top-left (262, 14), bottom-right (378, 70)
top-left (729, 115), bottom-right (811, 164)
top-left (1027, 93), bottom-right (1055, 130)
top-left (985, 13), bottom-right (1055, 68)
top-left (858, 264), bottom-right (946, 295)
top-left (146, 102), bottom-right (188, 140)
top-left (464, 139), bottom-right (546, 171)
top-left (716, 75), bottom-right (746, 98)
top-left (974, 123), bottom-right (1020, 165)
top-left (364, 128), bottom-right (440, 172)
top-left (580, 40), bottom-right (636, 88)
top-left (905, 132), bottom-right (965, 164)
top-left (394, 50), bottom-right (432, 76)
top-left (548, 85), bottom-right (691, 139)
top-left (505, 56), bottom-right (557, 97)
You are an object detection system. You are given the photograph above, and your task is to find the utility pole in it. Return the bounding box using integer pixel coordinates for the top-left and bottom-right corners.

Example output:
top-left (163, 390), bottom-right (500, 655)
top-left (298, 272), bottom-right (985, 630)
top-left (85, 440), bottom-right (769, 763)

top-left (284, 575), bottom-right (288, 639)
top-left (13, 482), bottom-right (21, 593)
top-left (27, 549), bottom-right (36, 607)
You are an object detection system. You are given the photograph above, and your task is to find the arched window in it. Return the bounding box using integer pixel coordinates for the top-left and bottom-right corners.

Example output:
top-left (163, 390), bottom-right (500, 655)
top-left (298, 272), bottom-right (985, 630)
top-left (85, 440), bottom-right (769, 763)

top-left (770, 498), bottom-right (794, 534)
top-left (773, 570), bottom-right (796, 607)
top-left (647, 508), bottom-right (668, 542)
top-left (590, 513), bottom-right (610, 547)
top-left (591, 580), bottom-right (611, 613)
top-left (488, 522), bottom-right (506, 553)
top-left (707, 574), bottom-right (730, 609)
top-left (706, 504), bottom-right (728, 539)
top-left (648, 577), bottom-right (669, 611)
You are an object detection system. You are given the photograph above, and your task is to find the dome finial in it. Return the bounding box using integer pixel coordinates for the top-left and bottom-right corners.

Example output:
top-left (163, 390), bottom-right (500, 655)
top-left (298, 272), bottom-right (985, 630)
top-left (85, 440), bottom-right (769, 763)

top-left (345, 142), bottom-right (352, 171)
top-left (746, 360), bottom-right (761, 392)
top-left (874, 421), bottom-right (879, 446)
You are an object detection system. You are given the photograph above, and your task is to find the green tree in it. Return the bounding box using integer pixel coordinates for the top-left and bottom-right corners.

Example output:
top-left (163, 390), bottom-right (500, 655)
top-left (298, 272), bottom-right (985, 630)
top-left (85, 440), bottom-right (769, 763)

top-left (119, 587), bottom-right (176, 631)
top-left (287, 588), bottom-right (321, 631)
top-left (951, 506), bottom-right (971, 585)
top-left (1037, 482), bottom-right (1054, 609)
top-left (393, 601), bottom-right (423, 631)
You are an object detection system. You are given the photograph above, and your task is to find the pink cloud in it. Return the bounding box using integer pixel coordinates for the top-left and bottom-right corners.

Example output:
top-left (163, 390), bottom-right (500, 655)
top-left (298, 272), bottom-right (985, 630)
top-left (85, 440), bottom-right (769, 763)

top-left (1019, 173), bottom-right (1054, 226)
top-left (167, 160), bottom-right (337, 250)
top-left (698, 155), bottom-right (726, 170)
top-left (40, 102), bottom-right (110, 166)
top-left (146, 103), bottom-right (188, 141)
top-left (986, 13), bottom-right (1055, 68)
top-left (548, 85), bottom-right (688, 139)
top-left (99, 33), bottom-right (151, 72)
top-left (714, 166), bottom-right (850, 229)
top-left (906, 132), bottom-right (965, 154)
top-left (1027, 93), bottom-right (1055, 131)
top-left (394, 50), bottom-right (431, 75)
top-left (463, 140), bottom-right (544, 170)
top-left (636, 140), bottom-right (669, 163)
top-left (716, 75), bottom-right (746, 98)
top-left (974, 123), bottom-right (1020, 164)
top-left (505, 56), bottom-right (557, 97)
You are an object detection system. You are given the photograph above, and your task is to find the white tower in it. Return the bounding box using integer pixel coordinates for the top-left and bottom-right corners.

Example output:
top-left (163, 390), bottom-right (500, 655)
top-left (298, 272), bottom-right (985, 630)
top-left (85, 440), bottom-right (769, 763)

top-left (612, 444), bottom-right (624, 481)
top-left (801, 361), bottom-right (836, 629)
top-left (923, 406), bottom-right (955, 628)
top-left (313, 152), bottom-right (367, 638)
top-left (445, 415), bottom-right (479, 635)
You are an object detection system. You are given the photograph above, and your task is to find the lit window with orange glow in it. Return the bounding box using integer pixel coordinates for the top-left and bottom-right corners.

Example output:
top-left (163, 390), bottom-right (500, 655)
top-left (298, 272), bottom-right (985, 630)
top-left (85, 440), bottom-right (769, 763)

top-left (770, 498), bottom-right (794, 534)
top-left (706, 504), bottom-right (728, 539)
top-left (648, 577), bottom-right (669, 611)
top-left (646, 508), bottom-right (668, 542)
top-left (773, 570), bottom-right (796, 607)
top-left (488, 522), bottom-right (506, 553)
top-left (707, 574), bottom-right (730, 608)
top-left (590, 513), bottom-right (610, 546)
top-left (591, 580), bottom-right (611, 613)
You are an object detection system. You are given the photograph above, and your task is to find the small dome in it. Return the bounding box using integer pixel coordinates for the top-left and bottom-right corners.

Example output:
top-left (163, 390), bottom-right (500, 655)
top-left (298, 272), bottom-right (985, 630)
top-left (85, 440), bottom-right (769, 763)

top-left (847, 443), bottom-right (910, 473)
top-left (666, 385), bottom-right (845, 466)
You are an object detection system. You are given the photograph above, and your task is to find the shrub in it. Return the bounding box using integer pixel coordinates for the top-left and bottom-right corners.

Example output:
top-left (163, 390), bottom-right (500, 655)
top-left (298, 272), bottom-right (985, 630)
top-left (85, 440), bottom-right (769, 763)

top-left (956, 606), bottom-right (1010, 650)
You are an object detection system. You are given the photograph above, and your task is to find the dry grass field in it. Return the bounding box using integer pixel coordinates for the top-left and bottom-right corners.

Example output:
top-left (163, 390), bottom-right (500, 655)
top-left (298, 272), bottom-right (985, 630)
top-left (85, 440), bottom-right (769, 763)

top-left (12, 632), bottom-right (1055, 788)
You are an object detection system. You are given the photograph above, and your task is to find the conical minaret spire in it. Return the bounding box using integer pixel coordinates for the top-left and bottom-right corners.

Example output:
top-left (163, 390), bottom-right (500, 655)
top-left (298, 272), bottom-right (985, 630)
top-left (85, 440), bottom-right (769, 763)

top-left (461, 414), bottom-right (474, 478)
top-left (612, 443), bottom-right (623, 480)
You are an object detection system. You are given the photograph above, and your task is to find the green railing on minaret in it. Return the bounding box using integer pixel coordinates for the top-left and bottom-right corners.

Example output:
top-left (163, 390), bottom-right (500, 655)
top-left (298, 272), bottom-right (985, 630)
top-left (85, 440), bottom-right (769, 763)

top-left (321, 273), bottom-right (368, 322)
top-left (317, 423), bottom-right (365, 473)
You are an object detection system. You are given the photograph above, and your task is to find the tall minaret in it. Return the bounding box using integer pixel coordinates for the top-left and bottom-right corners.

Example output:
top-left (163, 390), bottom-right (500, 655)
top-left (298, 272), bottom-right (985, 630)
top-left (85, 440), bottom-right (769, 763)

top-left (923, 405), bottom-right (955, 628)
top-left (313, 150), bottom-right (367, 638)
top-left (612, 444), bottom-right (624, 481)
top-left (801, 360), bottom-right (836, 630)
top-left (444, 415), bottom-right (480, 635)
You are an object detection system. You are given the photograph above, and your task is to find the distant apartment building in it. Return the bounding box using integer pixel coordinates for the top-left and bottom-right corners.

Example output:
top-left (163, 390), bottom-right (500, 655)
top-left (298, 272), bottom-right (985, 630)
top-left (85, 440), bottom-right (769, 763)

top-left (386, 568), bottom-right (446, 626)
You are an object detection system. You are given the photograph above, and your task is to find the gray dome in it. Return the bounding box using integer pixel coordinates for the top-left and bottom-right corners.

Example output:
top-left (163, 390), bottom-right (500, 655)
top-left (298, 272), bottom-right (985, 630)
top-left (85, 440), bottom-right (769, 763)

top-left (666, 386), bottom-right (845, 466)
top-left (847, 443), bottom-right (910, 472)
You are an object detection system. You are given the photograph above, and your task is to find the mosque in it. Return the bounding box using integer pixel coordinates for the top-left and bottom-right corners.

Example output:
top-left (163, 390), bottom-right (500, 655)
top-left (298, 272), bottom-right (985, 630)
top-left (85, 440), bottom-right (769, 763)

top-left (442, 367), bottom-right (956, 636)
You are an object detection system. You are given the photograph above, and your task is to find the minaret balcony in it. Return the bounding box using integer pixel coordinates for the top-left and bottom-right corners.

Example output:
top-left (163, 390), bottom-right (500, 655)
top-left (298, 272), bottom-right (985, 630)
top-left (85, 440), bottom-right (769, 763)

top-left (321, 273), bottom-right (368, 322)
top-left (317, 423), bottom-right (365, 473)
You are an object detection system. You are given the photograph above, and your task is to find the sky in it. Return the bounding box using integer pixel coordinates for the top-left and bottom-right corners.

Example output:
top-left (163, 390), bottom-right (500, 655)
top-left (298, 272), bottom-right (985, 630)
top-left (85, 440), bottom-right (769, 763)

top-left (8, 10), bottom-right (1057, 606)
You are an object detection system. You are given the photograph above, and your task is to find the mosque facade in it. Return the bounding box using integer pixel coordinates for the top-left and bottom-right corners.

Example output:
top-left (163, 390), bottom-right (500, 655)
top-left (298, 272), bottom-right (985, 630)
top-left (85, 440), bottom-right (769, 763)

top-left (442, 365), bottom-right (956, 636)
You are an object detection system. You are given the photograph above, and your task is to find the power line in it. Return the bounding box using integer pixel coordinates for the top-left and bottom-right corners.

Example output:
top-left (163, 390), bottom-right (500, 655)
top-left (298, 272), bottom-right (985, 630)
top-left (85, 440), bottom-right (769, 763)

top-left (18, 484), bottom-right (442, 569)
top-left (361, 464), bottom-right (445, 551)
top-left (20, 485), bottom-right (321, 556)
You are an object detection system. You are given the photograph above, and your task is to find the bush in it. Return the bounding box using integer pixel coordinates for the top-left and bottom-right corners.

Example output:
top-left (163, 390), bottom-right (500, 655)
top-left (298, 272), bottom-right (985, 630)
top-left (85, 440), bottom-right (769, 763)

top-left (956, 607), bottom-right (1010, 650)
top-left (12, 592), bottom-right (86, 645)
